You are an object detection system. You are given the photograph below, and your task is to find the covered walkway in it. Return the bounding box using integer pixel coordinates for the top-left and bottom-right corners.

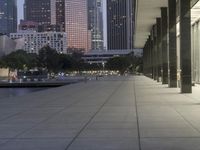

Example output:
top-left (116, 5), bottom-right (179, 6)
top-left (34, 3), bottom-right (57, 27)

top-left (0, 76), bottom-right (200, 149)
top-left (135, 0), bottom-right (200, 93)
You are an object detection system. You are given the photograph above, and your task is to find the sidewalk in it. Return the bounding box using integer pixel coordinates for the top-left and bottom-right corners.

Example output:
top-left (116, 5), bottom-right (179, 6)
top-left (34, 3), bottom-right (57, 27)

top-left (0, 76), bottom-right (200, 150)
top-left (135, 76), bottom-right (200, 150)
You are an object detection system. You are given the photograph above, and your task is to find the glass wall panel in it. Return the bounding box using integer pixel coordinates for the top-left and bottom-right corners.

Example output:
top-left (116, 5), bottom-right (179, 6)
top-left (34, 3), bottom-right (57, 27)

top-left (191, 24), bottom-right (195, 82)
top-left (191, 21), bottom-right (200, 83)
top-left (176, 22), bottom-right (181, 87)
top-left (191, 0), bottom-right (200, 84)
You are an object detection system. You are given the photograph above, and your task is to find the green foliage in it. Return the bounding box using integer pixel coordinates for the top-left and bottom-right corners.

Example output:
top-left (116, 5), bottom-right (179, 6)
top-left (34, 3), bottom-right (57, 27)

top-left (58, 54), bottom-right (73, 71)
top-left (106, 53), bottom-right (143, 74)
top-left (38, 46), bottom-right (60, 72)
top-left (0, 47), bottom-right (143, 74)
top-left (106, 56), bottom-right (131, 74)
top-left (0, 50), bottom-right (38, 70)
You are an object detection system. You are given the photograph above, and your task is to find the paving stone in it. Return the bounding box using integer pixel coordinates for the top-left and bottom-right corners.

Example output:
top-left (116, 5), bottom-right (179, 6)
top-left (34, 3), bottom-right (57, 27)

top-left (0, 76), bottom-right (200, 149)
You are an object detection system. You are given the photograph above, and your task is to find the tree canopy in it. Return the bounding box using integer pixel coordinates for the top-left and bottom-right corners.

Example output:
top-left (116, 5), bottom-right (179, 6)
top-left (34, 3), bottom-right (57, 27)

top-left (106, 56), bottom-right (131, 74)
top-left (0, 50), bottom-right (38, 70)
top-left (0, 47), bottom-right (143, 74)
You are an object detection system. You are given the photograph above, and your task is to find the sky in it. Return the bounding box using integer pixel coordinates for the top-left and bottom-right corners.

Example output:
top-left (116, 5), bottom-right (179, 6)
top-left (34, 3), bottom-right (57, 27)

top-left (17, 0), bottom-right (107, 48)
top-left (17, 0), bottom-right (24, 23)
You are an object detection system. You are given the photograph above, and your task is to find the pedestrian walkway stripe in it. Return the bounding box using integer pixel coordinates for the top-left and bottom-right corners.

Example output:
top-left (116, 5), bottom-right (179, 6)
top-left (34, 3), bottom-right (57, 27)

top-left (133, 76), bottom-right (142, 150)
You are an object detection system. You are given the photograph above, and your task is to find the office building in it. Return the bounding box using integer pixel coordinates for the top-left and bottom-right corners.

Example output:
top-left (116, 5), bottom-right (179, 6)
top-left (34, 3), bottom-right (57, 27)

top-left (51, 0), bottom-right (65, 31)
top-left (0, 0), bottom-right (17, 34)
top-left (19, 20), bottom-right (62, 32)
top-left (107, 0), bottom-right (134, 50)
top-left (24, 0), bottom-right (90, 52)
top-left (88, 0), bottom-right (104, 50)
top-left (10, 31), bottom-right (67, 54)
top-left (19, 20), bottom-right (39, 31)
top-left (24, 0), bottom-right (51, 25)
top-left (0, 35), bottom-right (24, 56)
top-left (82, 49), bottom-right (142, 64)
top-left (65, 0), bottom-right (90, 52)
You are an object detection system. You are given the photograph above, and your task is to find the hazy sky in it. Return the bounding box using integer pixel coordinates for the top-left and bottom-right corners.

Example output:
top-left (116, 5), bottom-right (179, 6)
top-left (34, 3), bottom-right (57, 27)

top-left (17, 0), bottom-right (24, 23)
top-left (17, 0), bottom-right (107, 48)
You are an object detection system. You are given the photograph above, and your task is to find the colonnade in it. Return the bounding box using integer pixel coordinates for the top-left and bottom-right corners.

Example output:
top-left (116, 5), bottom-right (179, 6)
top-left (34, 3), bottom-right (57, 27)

top-left (143, 0), bottom-right (192, 93)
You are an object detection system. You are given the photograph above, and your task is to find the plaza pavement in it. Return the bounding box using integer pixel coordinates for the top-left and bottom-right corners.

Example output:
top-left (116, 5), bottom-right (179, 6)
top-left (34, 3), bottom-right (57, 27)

top-left (0, 76), bottom-right (200, 149)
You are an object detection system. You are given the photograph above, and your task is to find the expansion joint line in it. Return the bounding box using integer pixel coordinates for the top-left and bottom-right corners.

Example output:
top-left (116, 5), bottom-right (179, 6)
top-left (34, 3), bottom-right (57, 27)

top-left (163, 97), bottom-right (200, 135)
top-left (64, 81), bottom-right (124, 150)
top-left (133, 76), bottom-right (142, 150)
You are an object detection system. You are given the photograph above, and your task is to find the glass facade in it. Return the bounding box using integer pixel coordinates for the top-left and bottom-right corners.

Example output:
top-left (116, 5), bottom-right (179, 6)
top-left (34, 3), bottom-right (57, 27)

top-left (51, 0), bottom-right (65, 32)
top-left (0, 0), bottom-right (17, 34)
top-left (65, 0), bottom-right (90, 52)
top-left (191, 20), bottom-right (200, 83)
top-left (88, 0), bottom-right (104, 50)
top-left (177, 0), bottom-right (200, 84)
top-left (107, 0), bottom-right (134, 50)
top-left (10, 32), bottom-right (67, 54)
top-left (24, 0), bottom-right (51, 25)
top-left (176, 22), bottom-right (181, 86)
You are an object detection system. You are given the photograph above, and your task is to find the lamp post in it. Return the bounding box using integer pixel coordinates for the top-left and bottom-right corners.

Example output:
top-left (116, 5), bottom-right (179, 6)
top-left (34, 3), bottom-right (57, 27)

top-left (102, 62), bottom-right (105, 75)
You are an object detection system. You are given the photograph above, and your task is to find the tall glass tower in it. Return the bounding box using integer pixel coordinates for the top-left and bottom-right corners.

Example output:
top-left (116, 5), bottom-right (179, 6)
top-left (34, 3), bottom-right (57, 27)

top-left (24, 0), bottom-right (51, 25)
top-left (51, 0), bottom-right (65, 31)
top-left (0, 0), bottom-right (17, 34)
top-left (107, 0), bottom-right (134, 50)
top-left (65, 0), bottom-right (90, 52)
top-left (88, 0), bottom-right (104, 50)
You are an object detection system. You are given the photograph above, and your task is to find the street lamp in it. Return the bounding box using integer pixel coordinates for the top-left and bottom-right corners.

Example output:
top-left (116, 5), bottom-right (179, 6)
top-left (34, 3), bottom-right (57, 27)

top-left (102, 62), bottom-right (105, 74)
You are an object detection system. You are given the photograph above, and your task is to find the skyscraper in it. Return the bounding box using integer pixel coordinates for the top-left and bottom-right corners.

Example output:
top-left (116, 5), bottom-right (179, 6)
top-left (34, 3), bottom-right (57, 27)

top-left (88, 0), bottom-right (104, 50)
top-left (107, 0), bottom-right (134, 50)
top-left (65, 0), bottom-right (90, 52)
top-left (51, 0), bottom-right (65, 31)
top-left (24, 0), bottom-right (51, 25)
top-left (0, 0), bottom-right (17, 34)
top-left (24, 0), bottom-right (90, 52)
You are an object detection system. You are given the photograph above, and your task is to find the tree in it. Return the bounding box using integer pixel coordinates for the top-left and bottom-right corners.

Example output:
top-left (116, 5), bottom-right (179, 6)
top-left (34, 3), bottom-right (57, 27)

top-left (1, 50), bottom-right (31, 70)
top-left (26, 53), bottom-right (39, 69)
top-left (58, 54), bottom-right (73, 71)
top-left (106, 56), bottom-right (131, 74)
top-left (38, 46), bottom-right (59, 72)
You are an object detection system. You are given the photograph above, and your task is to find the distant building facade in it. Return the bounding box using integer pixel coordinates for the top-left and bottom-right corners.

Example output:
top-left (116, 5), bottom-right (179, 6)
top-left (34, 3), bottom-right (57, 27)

top-left (0, 35), bottom-right (24, 56)
top-left (19, 20), bottom-right (39, 31)
top-left (0, 0), bottom-right (17, 34)
top-left (24, 0), bottom-right (90, 52)
top-left (24, 0), bottom-right (51, 25)
top-left (65, 0), bottom-right (90, 52)
top-left (107, 0), bottom-right (134, 50)
top-left (88, 0), bottom-right (104, 50)
top-left (51, 0), bottom-right (65, 31)
top-left (19, 20), bottom-right (62, 32)
top-left (82, 49), bottom-right (142, 64)
top-left (10, 31), bottom-right (67, 54)
top-left (37, 24), bottom-right (62, 32)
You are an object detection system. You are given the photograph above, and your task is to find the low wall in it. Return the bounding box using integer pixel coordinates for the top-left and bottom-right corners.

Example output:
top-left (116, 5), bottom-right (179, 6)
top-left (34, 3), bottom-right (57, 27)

top-left (0, 68), bottom-right (9, 77)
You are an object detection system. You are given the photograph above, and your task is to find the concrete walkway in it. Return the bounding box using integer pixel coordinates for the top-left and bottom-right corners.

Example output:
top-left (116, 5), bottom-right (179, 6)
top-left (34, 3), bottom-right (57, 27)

top-left (0, 76), bottom-right (200, 149)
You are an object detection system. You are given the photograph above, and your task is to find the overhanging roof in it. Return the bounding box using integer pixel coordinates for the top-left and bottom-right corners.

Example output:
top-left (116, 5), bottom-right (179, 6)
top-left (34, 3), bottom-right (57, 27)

top-left (134, 0), bottom-right (200, 49)
top-left (134, 0), bottom-right (168, 48)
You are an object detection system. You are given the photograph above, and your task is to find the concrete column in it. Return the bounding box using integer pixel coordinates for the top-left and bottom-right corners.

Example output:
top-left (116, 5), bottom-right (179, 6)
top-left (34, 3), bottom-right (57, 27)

top-left (143, 43), bottom-right (147, 75)
top-left (161, 7), bottom-right (168, 84)
top-left (168, 0), bottom-right (177, 88)
top-left (179, 0), bottom-right (192, 93)
top-left (150, 33), bottom-right (154, 79)
top-left (153, 25), bottom-right (158, 81)
top-left (147, 37), bottom-right (151, 77)
top-left (150, 29), bottom-right (154, 79)
top-left (156, 18), bottom-right (162, 82)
